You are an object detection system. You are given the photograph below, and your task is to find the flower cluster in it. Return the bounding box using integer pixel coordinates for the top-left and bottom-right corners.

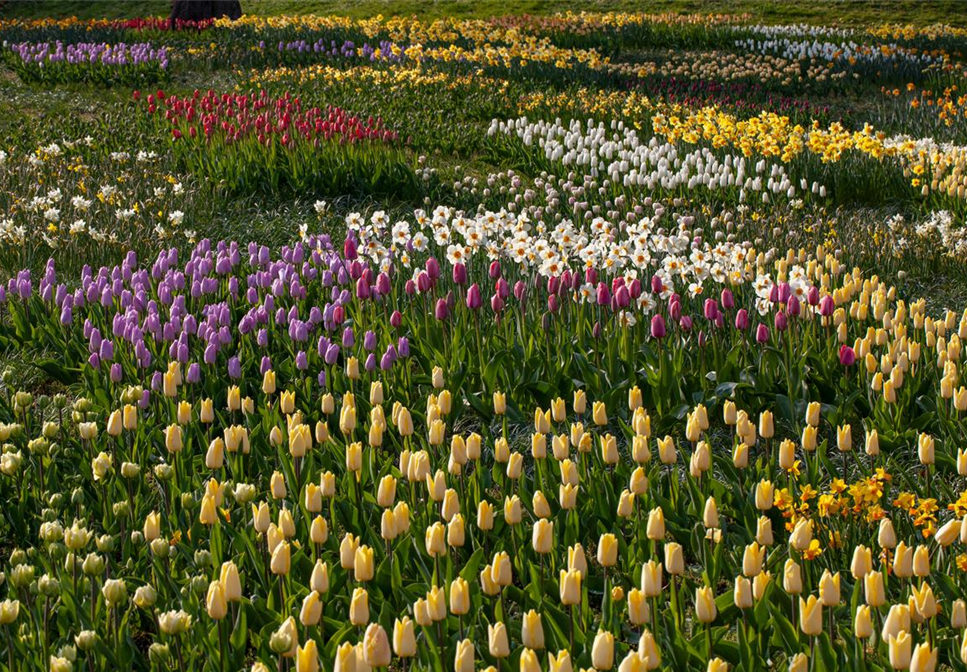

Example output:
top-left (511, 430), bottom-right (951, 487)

top-left (8, 41), bottom-right (169, 84)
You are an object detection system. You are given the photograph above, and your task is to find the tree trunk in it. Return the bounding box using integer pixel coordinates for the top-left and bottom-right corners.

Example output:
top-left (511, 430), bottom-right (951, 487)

top-left (169, 1), bottom-right (242, 29)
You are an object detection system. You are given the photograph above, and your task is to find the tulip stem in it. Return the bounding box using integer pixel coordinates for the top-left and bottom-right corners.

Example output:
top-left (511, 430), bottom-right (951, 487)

top-left (706, 623), bottom-right (712, 661)
top-left (220, 618), bottom-right (228, 672)
top-left (5, 626), bottom-right (13, 672)
top-left (570, 603), bottom-right (576, 653)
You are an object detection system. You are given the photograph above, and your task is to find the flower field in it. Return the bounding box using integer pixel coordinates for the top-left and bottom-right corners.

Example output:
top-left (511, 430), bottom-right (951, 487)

top-left (2, 4), bottom-right (967, 672)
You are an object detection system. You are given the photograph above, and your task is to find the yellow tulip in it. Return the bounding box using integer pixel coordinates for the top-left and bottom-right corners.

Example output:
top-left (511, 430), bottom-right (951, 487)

top-left (592, 630), bottom-right (615, 670)
top-left (742, 542), bottom-right (765, 577)
top-left (665, 543), bottom-right (684, 576)
top-left (753, 571), bottom-right (772, 601)
top-left (913, 583), bottom-right (939, 619)
top-left (296, 640), bottom-right (319, 672)
top-left (520, 648), bottom-right (541, 672)
top-left (855, 605), bottom-right (873, 639)
top-left (568, 544), bottom-right (588, 577)
top-left (882, 604), bottom-right (911, 642)
top-left (522, 609), bottom-right (544, 650)
top-left (488, 622), bottom-right (510, 658)
top-left (755, 480), bottom-right (774, 510)
top-left (913, 545), bottom-right (931, 577)
top-left (951, 599), bottom-right (966, 628)
top-left (354, 546), bottom-right (374, 582)
top-left (910, 641), bottom-right (938, 672)
top-left (333, 642), bottom-right (355, 672)
top-left (734, 576), bottom-right (753, 610)
top-left (219, 561), bottom-right (241, 602)
top-left (646, 508), bottom-right (665, 541)
top-left (695, 586), bottom-right (717, 623)
top-left (879, 519), bottom-right (897, 549)
top-left (533, 519), bottom-right (554, 554)
top-left (548, 650), bottom-right (573, 672)
top-left (658, 436), bottom-right (677, 464)
top-left (703, 497), bottom-right (719, 529)
top-left (819, 570), bottom-right (840, 606)
top-left (918, 433), bottom-right (935, 465)
top-left (447, 514), bottom-right (465, 548)
top-left (349, 587), bottom-right (369, 626)
top-left (453, 639), bottom-right (474, 672)
top-left (889, 631), bottom-right (912, 670)
top-left (449, 577), bottom-right (470, 615)
top-left (789, 519), bottom-right (812, 551)
top-left (865, 571), bottom-right (886, 607)
top-left (300, 591), bottom-right (322, 626)
top-left (783, 559), bottom-right (802, 595)
top-left (262, 369), bottom-right (276, 395)
top-left (628, 588), bottom-right (649, 625)
top-left (206, 581), bottom-right (227, 620)
top-left (894, 542), bottom-right (913, 577)
top-left (393, 617), bottom-right (416, 657)
top-left (492, 551), bottom-right (512, 586)
top-left (362, 623), bottom-right (391, 668)
top-left (493, 392), bottom-right (506, 415)
top-left (805, 401), bottom-right (821, 427)
top-left (271, 541), bottom-right (291, 575)
top-left (560, 569), bottom-right (581, 606)
top-left (597, 533), bottom-right (618, 567)
top-left (641, 560), bottom-right (662, 598)
top-left (592, 401), bottom-right (607, 426)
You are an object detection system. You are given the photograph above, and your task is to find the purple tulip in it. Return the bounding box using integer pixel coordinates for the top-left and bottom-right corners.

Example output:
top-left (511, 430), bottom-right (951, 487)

top-left (839, 345), bottom-right (856, 367)
top-left (425, 257), bottom-right (441, 280)
top-left (735, 309), bottom-right (749, 331)
top-left (466, 283), bottom-right (482, 310)
top-left (434, 298), bottom-right (449, 321)
top-left (650, 314), bottom-right (666, 339)
top-left (755, 323), bottom-right (769, 343)
top-left (228, 356), bottom-right (241, 379)
top-left (596, 283), bottom-right (611, 307)
top-left (807, 286), bottom-right (819, 306)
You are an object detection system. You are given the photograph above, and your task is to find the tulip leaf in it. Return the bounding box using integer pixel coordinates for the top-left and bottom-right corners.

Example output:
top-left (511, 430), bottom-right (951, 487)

top-left (816, 632), bottom-right (838, 670)
top-left (768, 602), bottom-right (803, 655)
top-left (458, 547), bottom-right (484, 584)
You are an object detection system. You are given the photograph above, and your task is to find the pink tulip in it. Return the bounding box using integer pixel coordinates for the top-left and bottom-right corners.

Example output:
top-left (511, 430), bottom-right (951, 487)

top-left (466, 283), bottom-right (482, 310)
top-left (755, 323), bottom-right (769, 343)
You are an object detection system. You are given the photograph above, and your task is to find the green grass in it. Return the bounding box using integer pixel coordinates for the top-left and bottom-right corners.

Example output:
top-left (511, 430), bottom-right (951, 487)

top-left (3, 0), bottom-right (967, 27)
